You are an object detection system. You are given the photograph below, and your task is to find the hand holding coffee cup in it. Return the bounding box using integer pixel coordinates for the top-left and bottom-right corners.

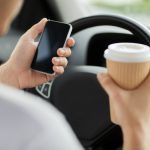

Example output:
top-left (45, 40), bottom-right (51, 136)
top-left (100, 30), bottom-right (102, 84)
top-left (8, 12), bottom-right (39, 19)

top-left (104, 43), bottom-right (150, 90)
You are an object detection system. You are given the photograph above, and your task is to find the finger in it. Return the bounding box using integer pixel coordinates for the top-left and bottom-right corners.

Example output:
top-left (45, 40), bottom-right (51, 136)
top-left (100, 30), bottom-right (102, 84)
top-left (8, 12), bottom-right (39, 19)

top-left (109, 98), bottom-right (117, 124)
top-left (33, 42), bottom-right (39, 48)
top-left (25, 41), bottom-right (40, 64)
top-left (23, 18), bottom-right (47, 40)
top-left (26, 70), bottom-right (55, 88)
top-left (53, 66), bottom-right (64, 74)
top-left (139, 74), bottom-right (150, 88)
top-left (57, 48), bottom-right (71, 57)
top-left (66, 37), bottom-right (75, 47)
top-left (52, 57), bottom-right (68, 67)
top-left (97, 73), bottom-right (122, 97)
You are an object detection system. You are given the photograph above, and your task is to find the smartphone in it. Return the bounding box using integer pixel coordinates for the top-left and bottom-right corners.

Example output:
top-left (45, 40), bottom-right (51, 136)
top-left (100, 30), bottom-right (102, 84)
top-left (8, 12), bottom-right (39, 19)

top-left (31, 20), bottom-right (72, 74)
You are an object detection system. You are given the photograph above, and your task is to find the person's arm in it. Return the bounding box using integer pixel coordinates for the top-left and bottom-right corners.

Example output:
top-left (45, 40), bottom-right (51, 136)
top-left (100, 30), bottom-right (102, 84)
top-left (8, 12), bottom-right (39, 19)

top-left (0, 0), bottom-right (24, 35)
top-left (0, 18), bottom-right (75, 89)
top-left (123, 128), bottom-right (150, 150)
top-left (97, 73), bottom-right (150, 150)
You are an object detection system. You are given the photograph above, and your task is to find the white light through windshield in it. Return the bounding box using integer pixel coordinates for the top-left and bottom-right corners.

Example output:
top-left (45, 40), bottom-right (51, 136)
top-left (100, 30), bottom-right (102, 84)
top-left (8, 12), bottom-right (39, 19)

top-left (85, 0), bottom-right (150, 26)
top-left (97, 0), bottom-right (142, 6)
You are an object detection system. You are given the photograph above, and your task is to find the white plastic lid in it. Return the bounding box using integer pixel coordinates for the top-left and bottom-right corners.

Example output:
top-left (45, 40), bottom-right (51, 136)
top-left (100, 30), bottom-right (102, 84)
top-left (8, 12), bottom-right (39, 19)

top-left (104, 43), bottom-right (150, 62)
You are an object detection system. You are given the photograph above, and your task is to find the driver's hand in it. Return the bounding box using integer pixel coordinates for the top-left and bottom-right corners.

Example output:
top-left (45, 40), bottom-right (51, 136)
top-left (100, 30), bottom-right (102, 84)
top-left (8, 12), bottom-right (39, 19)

top-left (0, 18), bottom-right (75, 89)
top-left (97, 73), bottom-right (150, 150)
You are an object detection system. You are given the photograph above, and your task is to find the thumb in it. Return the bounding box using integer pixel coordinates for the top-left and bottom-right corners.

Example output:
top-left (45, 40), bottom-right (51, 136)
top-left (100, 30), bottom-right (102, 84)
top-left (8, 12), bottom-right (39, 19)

top-left (24, 18), bottom-right (47, 40)
top-left (21, 70), bottom-right (55, 89)
top-left (97, 73), bottom-right (122, 97)
top-left (139, 74), bottom-right (150, 89)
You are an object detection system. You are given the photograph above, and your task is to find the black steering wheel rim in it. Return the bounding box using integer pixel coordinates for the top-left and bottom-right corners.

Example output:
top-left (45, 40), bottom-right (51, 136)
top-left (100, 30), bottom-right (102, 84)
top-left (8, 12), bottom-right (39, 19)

top-left (70, 14), bottom-right (150, 46)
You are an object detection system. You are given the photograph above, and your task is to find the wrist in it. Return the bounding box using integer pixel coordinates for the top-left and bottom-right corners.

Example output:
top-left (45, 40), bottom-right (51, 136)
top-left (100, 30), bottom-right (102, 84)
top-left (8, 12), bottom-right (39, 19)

top-left (122, 125), bottom-right (150, 150)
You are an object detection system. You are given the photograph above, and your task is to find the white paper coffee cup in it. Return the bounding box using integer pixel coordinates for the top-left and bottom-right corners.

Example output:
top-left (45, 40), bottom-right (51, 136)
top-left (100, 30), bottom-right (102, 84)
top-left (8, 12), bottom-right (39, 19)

top-left (104, 43), bottom-right (150, 90)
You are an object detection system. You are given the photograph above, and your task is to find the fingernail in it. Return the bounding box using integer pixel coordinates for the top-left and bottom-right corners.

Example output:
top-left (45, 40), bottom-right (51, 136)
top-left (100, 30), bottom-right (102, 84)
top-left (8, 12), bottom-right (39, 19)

top-left (42, 18), bottom-right (47, 21)
top-left (55, 66), bottom-right (59, 70)
top-left (70, 37), bottom-right (75, 44)
top-left (41, 18), bottom-right (47, 24)
top-left (60, 49), bottom-right (65, 55)
top-left (54, 58), bottom-right (60, 62)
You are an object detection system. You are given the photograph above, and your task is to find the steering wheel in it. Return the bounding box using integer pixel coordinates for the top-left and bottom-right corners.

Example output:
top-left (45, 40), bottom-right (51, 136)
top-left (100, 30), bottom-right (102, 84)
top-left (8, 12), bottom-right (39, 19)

top-left (71, 14), bottom-right (150, 44)
top-left (27, 14), bottom-right (150, 149)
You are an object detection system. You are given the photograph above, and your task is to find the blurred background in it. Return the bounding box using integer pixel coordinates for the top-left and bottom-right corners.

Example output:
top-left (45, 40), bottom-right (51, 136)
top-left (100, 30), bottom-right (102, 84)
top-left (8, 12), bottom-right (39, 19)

top-left (1, 0), bottom-right (149, 70)
top-left (0, 0), bottom-right (149, 64)
top-left (86, 0), bottom-right (150, 26)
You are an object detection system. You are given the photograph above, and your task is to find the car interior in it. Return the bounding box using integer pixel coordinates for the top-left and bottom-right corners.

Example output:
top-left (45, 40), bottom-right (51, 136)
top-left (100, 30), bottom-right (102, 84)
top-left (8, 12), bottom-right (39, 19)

top-left (1, 0), bottom-right (150, 150)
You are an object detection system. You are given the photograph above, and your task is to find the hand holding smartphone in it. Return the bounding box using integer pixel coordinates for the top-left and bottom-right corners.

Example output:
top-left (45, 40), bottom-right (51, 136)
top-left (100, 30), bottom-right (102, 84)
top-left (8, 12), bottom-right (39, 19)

top-left (31, 20), bottom-right (72, 74)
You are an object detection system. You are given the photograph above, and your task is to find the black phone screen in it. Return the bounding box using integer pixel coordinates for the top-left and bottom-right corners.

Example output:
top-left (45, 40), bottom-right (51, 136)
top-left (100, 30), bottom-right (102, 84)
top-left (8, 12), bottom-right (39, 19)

top-left (31, 20), bottom-right (72, 74)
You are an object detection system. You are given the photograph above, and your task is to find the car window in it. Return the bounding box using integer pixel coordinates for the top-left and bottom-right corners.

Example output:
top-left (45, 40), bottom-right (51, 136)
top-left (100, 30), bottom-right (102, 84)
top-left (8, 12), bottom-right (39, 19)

top-left (82, 0), bottom-right (150, 26)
